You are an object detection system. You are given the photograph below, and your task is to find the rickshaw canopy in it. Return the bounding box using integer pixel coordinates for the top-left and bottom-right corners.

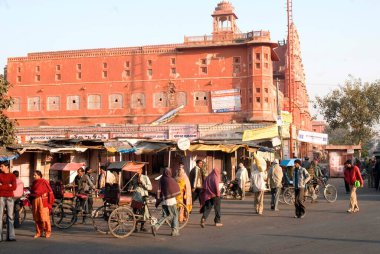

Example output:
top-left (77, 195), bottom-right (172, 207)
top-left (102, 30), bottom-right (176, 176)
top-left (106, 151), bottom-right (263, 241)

top-left (106, 161), bottom-right (147, 173)
top-left (50, 162), bottom-right (85, 171)
top-left (280, 158), bottom-right (301, 167)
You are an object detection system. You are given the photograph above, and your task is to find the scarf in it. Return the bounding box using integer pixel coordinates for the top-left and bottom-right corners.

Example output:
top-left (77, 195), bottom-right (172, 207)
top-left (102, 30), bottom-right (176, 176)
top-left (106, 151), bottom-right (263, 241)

top-left (159, 168), bottom-right (180, 200)
top-left (175, 167), bottom-right (192, 206)
top-left (31, 178), bottom-right (52, 197)
top-left (200, 169), bottom-right (220, 207)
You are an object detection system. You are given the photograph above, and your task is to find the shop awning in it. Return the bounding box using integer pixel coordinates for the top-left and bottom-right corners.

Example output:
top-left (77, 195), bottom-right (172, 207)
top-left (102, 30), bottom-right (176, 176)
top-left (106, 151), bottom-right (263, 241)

top-left (49, 147), bottom-right (88, 153)
top-left (50, 162), bottom-right (85, 171)
top-left (188, 144), bottom-right (247, 153)
top-left (0, 147), bottom-right (20, 162)
top-left (104, 140), bottom-right (136, 153)
top-left (107, 161), bottom-right (147, 173)
top-left (150, 105), bottom-right (184, 126)
top-left (134, 141), bottom-right (173, 155)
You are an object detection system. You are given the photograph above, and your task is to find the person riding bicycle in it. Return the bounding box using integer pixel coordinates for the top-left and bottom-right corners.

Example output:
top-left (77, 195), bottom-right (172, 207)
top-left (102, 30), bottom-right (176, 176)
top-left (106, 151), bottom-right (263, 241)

top-left (76, 167), bottom-right (95, 214)
top-left (306, 159), bottom-right (323, 202)
top-left (131, 171), bottom-right (152, 232)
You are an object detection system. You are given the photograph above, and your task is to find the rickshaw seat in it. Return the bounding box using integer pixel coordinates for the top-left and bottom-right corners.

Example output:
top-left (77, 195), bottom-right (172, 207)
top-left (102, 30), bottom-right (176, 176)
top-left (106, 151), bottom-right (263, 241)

top-left (119, 196), bottom-right (132, 205)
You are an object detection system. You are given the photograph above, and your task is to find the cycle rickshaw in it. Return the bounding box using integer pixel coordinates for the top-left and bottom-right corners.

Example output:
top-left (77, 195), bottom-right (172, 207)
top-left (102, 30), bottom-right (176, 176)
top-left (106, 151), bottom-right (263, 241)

top-left (95, 161), bottom-right (189, 238)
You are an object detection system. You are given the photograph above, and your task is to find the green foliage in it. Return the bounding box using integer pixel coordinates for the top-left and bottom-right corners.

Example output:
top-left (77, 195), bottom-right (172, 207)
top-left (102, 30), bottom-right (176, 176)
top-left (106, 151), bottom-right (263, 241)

top-left (316, 76), bottom-right (380, 145)
top-left (0, 74), bottom-right (17, 146)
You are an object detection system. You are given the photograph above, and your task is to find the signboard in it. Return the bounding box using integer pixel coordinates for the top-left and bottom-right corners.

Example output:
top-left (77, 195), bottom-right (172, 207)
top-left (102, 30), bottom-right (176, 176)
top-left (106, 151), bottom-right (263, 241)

top-left (199, 130), bottom-right (242, 140)
top-left (69, 134), bottom-right (109, 140)
top-left (297, 130), bottom-right (328, 145)
top-left (329, 151), bottom-right (345, 177)
top-left (211, 89), bottom-right (241, 113)
top-left (347, 149), bottom-right (354, 154)
top-left (177, 138), bottom-right (190, 150)
top-left (169, 125), bottom-right (198, 140)
top-left (140, 132), bottom-right (168, 140)
top-left (25, 135), bottom-right (66, 142)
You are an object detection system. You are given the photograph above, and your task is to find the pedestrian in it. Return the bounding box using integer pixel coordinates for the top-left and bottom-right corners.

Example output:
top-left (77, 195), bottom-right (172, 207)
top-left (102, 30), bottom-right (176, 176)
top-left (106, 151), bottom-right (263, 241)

top-left (251, 163), bottom-right (267, 215)
top-left (75, 167), bottom-right (95, 215)
top-left (151, 167), bottom-right (181, 237)
top-left (306, 159), bottom-right (319, 202)
top-left (343, 164), bottom-right (351, 194)
top-left (175, 163), bottom-right (192, 221)
top-left (293, 159), bottom-right (311, 219)
top-left (84, 167), bottom-right (95, 212)
top-left (268, 159), bottom-right (283, 211)
top-left (12, 170), bottom-right (24, 228)
top-left (301, 157), bottom-right (311, 170)
top-left (131, 170), bottom-right (152, 232)
top-left (344, 160), bottom-right (364, 213)
top-left (0, 161), bottom-right (17, 242)
top-left (189, 160), bottom-right (206, 204)
top-left (200, 168), bottom-right (223, 227)
top-left (236, 162), bottom-right (249, 200)
top-left (367, 158), bottom-right (374, 188)
top-left (374, 157), bottom-right (380, 191)
top-left (30, 170), bottom-right (54, 238)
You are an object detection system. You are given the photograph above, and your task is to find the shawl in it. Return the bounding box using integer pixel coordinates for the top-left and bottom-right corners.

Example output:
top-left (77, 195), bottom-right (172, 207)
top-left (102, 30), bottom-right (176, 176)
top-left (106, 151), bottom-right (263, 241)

top-left (200, 169), bottom-right (220, 207)
top-left (159, 168), bottom-right (180, 200)
top-left (175, 167), bottom-right (192, 207)
top-left (31, 178), bottom-right (52, 197)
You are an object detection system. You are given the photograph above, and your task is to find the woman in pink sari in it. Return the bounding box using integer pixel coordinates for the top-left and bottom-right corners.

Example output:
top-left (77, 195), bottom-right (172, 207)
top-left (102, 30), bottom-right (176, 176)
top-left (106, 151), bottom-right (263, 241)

top-left (200, 169), bottom-right (222, 228)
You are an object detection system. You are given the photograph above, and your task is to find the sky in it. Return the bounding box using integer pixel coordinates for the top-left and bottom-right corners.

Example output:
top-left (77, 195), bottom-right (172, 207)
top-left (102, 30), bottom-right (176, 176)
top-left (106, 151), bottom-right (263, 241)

top-left (1, 0), bottom-right (379, 119)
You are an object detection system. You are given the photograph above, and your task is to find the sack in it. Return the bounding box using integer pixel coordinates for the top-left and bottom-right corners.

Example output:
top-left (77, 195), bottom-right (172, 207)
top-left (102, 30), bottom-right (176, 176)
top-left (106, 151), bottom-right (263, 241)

top-left (253, 153), bottom-right (267, 172)
top-left (131, 199), bottom-right (144, 210)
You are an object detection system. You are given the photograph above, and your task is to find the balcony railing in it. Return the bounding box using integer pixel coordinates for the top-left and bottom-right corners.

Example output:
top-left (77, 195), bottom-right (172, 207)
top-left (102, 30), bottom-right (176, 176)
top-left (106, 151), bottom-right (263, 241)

top-left (184, 30), bottom-right (271, 45)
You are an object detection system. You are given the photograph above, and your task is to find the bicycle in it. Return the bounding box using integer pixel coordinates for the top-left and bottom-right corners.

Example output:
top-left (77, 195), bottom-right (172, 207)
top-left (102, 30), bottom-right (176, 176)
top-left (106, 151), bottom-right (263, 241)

top-left (283, 177), bottom-right (337, 204)
top-left (52, 192), bottom-right (94, 229)
top-left (107, 196), bottom-right (189, 238)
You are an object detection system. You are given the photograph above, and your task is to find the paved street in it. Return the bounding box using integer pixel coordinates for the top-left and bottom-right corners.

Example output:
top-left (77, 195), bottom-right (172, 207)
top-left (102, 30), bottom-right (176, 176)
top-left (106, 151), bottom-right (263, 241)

top-left (1, 178), bottom-right (380, 254)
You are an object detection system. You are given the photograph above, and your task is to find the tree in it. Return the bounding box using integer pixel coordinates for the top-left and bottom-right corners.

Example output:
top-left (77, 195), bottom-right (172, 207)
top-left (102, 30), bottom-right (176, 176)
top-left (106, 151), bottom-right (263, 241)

top-left (0, 74), bottom-right (17, 146)
top-left (316, 76), bottom-right (380, 145)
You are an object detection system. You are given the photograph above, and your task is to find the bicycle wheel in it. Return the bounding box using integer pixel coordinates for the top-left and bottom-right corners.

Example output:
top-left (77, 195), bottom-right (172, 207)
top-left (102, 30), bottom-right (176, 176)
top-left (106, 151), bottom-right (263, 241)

top-left (18, 206), bottom-right (27, 225)
top-left (324, 184), bottom-right (337, 203)
top-left (92, 204), bottom-right (114, 234)
top-left (283, 187), bottom-right (295, 205)
top-left (176, 202), bottom-right (189, 230)
top-left (52, 202), bottom-right (76, 229)
top-left (108, 206), bottom-right (135, 238)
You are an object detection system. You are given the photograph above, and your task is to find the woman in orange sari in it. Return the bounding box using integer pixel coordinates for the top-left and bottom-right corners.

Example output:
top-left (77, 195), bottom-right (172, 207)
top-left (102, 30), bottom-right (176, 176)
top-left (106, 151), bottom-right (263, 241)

top-left (175, 163), bottom-right (192, 221)
top-left (30, 170), bottom-right (53, 238)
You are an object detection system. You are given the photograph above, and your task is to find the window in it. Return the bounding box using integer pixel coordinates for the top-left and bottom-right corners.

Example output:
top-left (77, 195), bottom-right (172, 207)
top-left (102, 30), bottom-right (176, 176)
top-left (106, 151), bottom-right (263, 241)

top-left (201, 59), bottom-right (207, 65)
top-left (264, 97), bottom-right (269, 103)
top-left (171, 68), bottom-right (176, 75)
top-left (77, 64), bottom-right (82, 70)
top-left (131, 93), bottom-right (145, 108)
top-left (87, 94), bottom-right (101, 110)
top-left (233, 65), bottom-right (241, 74)
top-left (176, 92), bottom-right (187, 106)
top-left (153, 92), bottom-right (168, 108)
top-left (171, 58), bottom-right (176, 65)
top-left (8, 97), bottom-right (20, 112)
top-left (256, 88), bottom-right (261, 93)
top-left (35, 75), bottom-right (40, 82)
top-left (255, 63), bottom-right (261, 69)
top-left (147, 69), bottom-right (153, 77)
top-left (194, 91), bottom-right (208, 106)
top-left (56, 65), bottom-right (61, 71)
top-left (200, 67), bottom-right (208, 74)
top-left (55, 74), bottom-right (61, 81)
top-left (147, 60), bottom-right (152, 66)
top-left (264, 53), bottom-right (269, 60)
top-left (36, 66), bottom-right (40, 72)
top-left (233, 57), bottom-right (241, 64)
top-left (77, 72), bottom-right (82, 79)
top-left (256, 97), bottom-right (261, 103)
top-left (125, 61), bottom-right (130, 68)
top-left (27, 97), bottom-right (40, 111)
top-left (102, 71), bottom-right (108, 78)
top-left (109, 94), bottom-right (123, 109)
top-left (103, 62), bottom-right (107, 68)
top-left (264, 63), bottom-right (269, 68)
top-left (17, 76), bottom-right (21, 83)
top-left (256, 53), bottom-right (261, 60)
top-left (17, 67), bottom-right (21, 73)
top-left (67, 95), bottom-right (80, 110)
top-left (125, 70), bottom-right (131, 77)
top-left (47, 96), bottom-right (60, 111)
top-left (264, 88), bottom-right (269, 93)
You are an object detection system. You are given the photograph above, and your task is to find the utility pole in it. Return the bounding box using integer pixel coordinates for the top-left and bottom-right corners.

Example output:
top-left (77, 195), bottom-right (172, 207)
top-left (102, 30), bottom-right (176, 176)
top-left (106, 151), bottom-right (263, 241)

top-left (287, 0), bottom-right (294, 158)
top-left (276, 78), bottom-right (284, 159)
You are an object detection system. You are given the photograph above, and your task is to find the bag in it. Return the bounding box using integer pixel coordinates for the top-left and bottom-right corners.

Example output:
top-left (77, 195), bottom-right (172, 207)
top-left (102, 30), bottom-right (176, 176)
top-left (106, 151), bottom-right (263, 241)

top-left (253, 153), bottom-right (267, 172)
top-left (131, 199), bottom-right (144, 210)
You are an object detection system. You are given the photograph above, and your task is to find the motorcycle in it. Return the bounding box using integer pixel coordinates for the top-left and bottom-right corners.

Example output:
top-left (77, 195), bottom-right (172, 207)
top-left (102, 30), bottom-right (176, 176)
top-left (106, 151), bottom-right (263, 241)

top-left (220, 171), bottom-right (241, 200)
